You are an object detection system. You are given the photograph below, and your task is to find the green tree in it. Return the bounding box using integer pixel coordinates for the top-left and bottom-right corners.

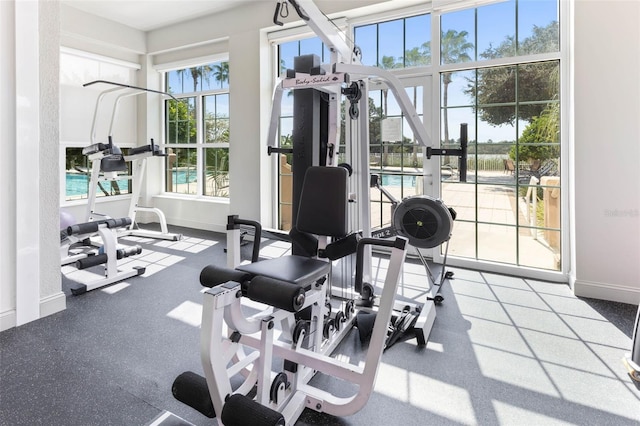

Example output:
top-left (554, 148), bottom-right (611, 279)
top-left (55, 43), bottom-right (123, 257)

top-left (188, 65), bottom-right (211, 92)
top-left (509, 108), bottom-right (559, 163)
top-left (379, 55), bottom-right (400, 165)
top-left (167, 99), bottom-right (196, 143)
top-left (441, 30), bottom-right (473, 145)
top-left (466, 22), bottom-right (559, 126)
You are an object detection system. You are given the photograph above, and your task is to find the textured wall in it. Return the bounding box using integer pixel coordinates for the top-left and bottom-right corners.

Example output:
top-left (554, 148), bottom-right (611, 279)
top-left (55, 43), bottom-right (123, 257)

top-left (39, 0), bottom-right (62, 299)
top-left (573, 0), bottom-right (640, 303)
top-left (0, 1), bottom-right (17, 320)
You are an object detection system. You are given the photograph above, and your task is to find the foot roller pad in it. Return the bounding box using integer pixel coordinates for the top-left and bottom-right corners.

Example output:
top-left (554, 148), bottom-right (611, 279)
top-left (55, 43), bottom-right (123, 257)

top-left (221, 394), bottom-right (284, 426)
top-left (171, 371), bottom-right (215, 418)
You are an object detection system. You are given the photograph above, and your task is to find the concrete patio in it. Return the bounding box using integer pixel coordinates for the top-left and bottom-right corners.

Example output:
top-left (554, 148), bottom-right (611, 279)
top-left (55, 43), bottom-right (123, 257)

top-left (371, 170), bottom-right (560, 271)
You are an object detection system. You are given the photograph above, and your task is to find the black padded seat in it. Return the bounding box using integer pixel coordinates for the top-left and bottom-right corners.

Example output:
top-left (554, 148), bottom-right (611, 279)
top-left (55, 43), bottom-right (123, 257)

top-left (236, 256), bottom-right (330, 290)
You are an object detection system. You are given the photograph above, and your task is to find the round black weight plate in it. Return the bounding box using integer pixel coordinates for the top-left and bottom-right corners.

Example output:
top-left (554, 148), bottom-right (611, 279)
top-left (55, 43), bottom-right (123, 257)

top-left (345, 300), bottom-right (355, 319)
top-left (292, 320), bottom-right (309, 345)
top-left (393, 196), bottom-right (453, 249)
top-left (334, 311), bottom-right (345, 331)
top-left (324, 300), bottom-right (332, 318)
top-left (323, 319), bottom-right (335, 339)
top-left (270, 372), bottom-right (289, 404)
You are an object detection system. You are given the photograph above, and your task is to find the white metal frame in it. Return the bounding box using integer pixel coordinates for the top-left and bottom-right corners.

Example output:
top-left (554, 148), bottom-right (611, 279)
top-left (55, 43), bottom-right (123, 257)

top-left (200, 233), bottom-right (408, 424)
top-left (265, 0), bottom-right (444, 349)
top-left (62, 220), bottom-right (145, 294)
top-left (83, 81), bottom-right (182, 241)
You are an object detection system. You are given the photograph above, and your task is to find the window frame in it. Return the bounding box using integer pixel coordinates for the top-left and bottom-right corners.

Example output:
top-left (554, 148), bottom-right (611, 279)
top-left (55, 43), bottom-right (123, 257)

top-left (162, 61), bottom-right (230, 199)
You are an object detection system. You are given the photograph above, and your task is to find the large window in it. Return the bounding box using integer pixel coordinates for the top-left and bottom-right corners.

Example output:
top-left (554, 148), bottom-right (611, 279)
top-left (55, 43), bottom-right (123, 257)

top-left (164, 61), bottom-right (230, 198)
top-left (272, 0), bottom-right (562, 272)
top-left (355, 14), bottom-right (431, 69)
top-left (437, 0), bottom-right (561, 271)
top-left (351, 0), bottom-right (562, 272)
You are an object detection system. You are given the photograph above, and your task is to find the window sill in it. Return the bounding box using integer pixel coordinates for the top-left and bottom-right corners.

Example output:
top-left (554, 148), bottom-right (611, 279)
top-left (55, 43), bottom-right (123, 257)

top-left (153, 193), bottom-right (230, 204)
top-left (62, 193), bottom-right (131, 207)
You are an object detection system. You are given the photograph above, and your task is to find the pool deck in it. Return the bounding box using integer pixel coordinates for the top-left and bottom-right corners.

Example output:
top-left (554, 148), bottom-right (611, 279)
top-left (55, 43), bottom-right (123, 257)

top-left (371, 170), bottom-right (560, 271)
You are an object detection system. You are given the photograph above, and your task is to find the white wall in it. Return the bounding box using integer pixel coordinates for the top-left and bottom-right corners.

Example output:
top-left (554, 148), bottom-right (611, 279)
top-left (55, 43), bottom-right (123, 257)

top-left (0, 0), bottom-right (17, 330)
top-left (572, 0), bottom-right (640, 304)
top-left (1, 0), bottom-right (63, 331)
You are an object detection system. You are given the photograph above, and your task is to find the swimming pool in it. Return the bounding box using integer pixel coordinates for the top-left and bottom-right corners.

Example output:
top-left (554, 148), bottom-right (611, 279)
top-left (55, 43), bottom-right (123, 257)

top-left (65, 173), bottom-right (130, 198)
top-left (170, 169), bottom-right (197, 185)
top-left (66, 170), bottom-right (196, 197)
top-left (380, 174), bottom-right (417, 187)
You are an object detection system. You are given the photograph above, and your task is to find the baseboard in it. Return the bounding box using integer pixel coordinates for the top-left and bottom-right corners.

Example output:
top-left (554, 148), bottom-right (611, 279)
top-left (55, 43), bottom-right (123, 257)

top-left (40, 291), bottom-right (66, 318)
top-left (165, 217), bottom-right (226, 234)
top-left (0, 309), bottom-right (16, 332)
top-left (574, 279), bottom-right (640, 305)
top-left (0, 292), bottom-right (66, 332)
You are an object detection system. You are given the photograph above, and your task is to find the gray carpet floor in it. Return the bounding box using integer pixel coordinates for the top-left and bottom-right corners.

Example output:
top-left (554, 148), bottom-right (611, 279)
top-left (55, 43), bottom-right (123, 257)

top-left (1, 225), bottom-right (639, 425)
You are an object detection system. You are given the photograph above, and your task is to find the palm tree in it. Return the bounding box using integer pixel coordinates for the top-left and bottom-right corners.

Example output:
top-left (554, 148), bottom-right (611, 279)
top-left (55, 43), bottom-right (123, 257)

top-left (212, 62), bottom-right (229, 88)
top-left (189, 67), bottom-right (203, 92)
top-left (440, 30), bottom-right (473, 146)
top-left (379, 55), bottom-right (400, 166)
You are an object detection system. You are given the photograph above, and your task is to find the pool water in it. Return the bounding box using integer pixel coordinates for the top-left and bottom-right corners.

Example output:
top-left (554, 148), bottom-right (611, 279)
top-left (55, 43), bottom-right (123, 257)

top-left (65, 173), bottom-right (130, 197)
top-left (380, 174), bottom-right (417, 187)
top-left (66, 170), bottom-right (196, 197)
top-left (170, 169), bottom-right (197, 185)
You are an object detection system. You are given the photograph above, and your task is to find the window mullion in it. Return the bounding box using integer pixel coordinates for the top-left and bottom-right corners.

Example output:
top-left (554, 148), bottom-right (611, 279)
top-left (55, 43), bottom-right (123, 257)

top-left (196, 94), bottom-right (205, 196)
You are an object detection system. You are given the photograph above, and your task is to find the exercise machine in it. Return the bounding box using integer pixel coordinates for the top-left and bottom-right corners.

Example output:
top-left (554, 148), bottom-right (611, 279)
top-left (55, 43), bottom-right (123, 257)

top-left (61, 216), bottom-right (145, 295)
top-left (172, 1), bottom-right (464, 423)
top-left (173, 166), bottom-right (408, 425)
top-left (266, 0), bottom-right (466, 346)
top-left (82, 80), bottom-right (182, 242)
top-left (368, 172), bottom-right (458, 347)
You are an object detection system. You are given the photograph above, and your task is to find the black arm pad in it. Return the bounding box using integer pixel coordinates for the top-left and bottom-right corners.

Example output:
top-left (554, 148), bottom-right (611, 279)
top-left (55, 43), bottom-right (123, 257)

top-left (323, 233), bottom-right (359, 260)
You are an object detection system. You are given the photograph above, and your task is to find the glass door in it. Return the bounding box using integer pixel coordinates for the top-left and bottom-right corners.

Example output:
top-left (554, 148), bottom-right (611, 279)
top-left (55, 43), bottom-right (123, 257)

top-left (438, 63), bottom-right (561, 273)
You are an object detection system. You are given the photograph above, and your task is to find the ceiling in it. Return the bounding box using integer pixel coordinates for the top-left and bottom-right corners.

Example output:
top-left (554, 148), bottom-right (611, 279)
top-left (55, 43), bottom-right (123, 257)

top-left (62, 0), bottom-right (251, 32)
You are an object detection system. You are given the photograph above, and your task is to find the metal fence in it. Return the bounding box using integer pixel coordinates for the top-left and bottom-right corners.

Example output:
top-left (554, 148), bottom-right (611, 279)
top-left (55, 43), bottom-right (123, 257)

top-left (369, 153), bottom-right (506, 171)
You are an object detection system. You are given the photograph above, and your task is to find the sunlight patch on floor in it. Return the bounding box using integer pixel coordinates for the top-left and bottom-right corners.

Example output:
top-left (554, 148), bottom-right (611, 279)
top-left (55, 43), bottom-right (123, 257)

top-left (166, 300), bottom-right (203, 327)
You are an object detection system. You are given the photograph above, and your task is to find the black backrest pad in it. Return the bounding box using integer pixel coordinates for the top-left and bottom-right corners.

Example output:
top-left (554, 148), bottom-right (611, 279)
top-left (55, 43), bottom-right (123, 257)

top-left (296, 166), bottom-right (348, 237)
